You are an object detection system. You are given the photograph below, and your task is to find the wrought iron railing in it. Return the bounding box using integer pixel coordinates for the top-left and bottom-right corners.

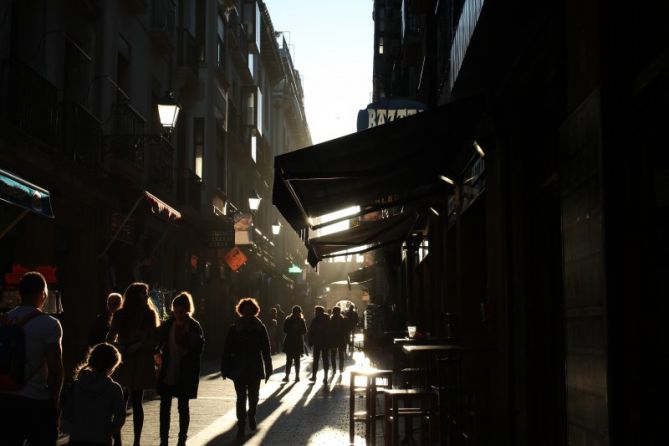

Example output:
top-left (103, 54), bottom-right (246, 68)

top-left (147, 137), bottom-right (175, 191)
top-left (59, 101), bottom-right (103, 168)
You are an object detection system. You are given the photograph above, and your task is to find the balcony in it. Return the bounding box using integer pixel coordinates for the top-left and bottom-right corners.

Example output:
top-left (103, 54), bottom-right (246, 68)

top-left (1, 59), bottom-right (59, 146)
top-left (147, 137), bottom-right (175, 194)
top-left (150, 0), bottom-right (176, 53)
top-left (227, 9), bottom-right (250, 72)
top-left (176, 27), bottom-right (198, 84)
top-left (177, 169), bottom-right (202, 210)
top-left (59, 101), bottom-right (103, 169)
top-left (104, 103), bottom-right (147, 182)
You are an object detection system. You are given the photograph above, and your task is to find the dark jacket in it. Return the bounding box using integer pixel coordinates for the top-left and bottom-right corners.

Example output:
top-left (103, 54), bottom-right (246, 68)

top-left (87, 311), bottom-right (113, 347)
top-left (282, 315), bottom-right (307, 355)
top-left (329, 313), bottom-right (349, 347)
top-left (156, 316), bottom-right (204, 398)
top-left (345, 308), bottom-right (359, 331)
top-left (307, 313), bottom-right (330, 348)
top-left (221, 316), bottom-right (273, 382)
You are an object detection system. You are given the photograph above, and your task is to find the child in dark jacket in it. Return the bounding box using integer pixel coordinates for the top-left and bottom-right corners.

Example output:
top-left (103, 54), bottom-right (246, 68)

top-left (65, 342), bottom-right (125, 446)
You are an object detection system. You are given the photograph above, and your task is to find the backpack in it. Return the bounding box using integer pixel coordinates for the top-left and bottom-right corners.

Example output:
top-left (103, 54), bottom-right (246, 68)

top-left (0, 309), bottom-right (45, 391)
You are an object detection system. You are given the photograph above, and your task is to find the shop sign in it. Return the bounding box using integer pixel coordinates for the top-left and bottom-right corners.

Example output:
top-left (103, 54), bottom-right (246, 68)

top-left (4, 264), bottom-right (57, 286)
top-left (234, 212), bottom-right (253, 245)
top-left (224, 247), bottom-right (248, 271)
top-left (207, 228), bottom-right (235, 248)
top-left (288, 263), bottom-right (302, 273)
top-left (357, 98), bottom-right (426, 131)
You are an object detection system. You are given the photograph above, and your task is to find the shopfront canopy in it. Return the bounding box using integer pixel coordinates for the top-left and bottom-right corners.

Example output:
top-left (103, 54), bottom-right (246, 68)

top-left (0, 168), bottom-right (54, 218)
top-left (273, 97), bottom-right (484, 233)
top-left (306, 211), bottom-right (419, 267)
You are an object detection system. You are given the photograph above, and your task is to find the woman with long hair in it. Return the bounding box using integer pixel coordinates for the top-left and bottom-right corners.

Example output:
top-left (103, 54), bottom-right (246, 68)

top-left (282, 305), bottom-right (307, 382)
top-left (107, 282), bottom-right (159, 446)
top-left (156, 292), bottom-right (204, 446)
top-left (221, 298), bottom-right (273, 438)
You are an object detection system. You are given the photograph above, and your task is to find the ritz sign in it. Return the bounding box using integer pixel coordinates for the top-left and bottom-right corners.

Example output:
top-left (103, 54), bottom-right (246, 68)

top-left (357, 98), bottom-right (426, 131)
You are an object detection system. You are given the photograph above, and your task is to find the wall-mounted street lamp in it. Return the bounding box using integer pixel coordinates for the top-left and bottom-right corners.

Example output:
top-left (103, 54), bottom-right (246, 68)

top-left (248, 190), bottom-right (261, 211)
top-left (272, 220), bottom-right (282, 235)
top-left (157, 91), bottom-right (181, 129)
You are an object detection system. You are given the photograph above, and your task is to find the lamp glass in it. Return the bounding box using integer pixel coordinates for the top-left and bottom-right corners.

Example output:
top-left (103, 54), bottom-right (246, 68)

top-left (248, 196), bottom-right (261, 210)
top-left (272, 223), bottom-right (281, 235)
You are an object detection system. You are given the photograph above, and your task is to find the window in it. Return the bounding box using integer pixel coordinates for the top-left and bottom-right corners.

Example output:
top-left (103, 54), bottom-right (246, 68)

top-left (251, 135), bottom-right (257, 163)
top-left (194, 118), bottom-right (204, 179)
top-left (378, 37), bottom-right (384, 54)
top-left (196, 0), bottom-right (206, 62)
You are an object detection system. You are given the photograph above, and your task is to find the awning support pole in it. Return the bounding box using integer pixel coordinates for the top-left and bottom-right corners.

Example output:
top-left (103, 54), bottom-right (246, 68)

top-left (0, 209), bottom-right (29, 240)
top-left (98, 192), bottom-right (145, 258)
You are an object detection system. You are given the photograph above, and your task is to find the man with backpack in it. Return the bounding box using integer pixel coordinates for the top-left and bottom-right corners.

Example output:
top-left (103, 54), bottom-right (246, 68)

top-left (0, 271), bottom-right (64, 445)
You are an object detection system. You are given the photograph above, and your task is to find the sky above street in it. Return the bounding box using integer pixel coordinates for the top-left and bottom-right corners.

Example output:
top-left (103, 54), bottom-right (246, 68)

top-left (263, 0), bottom-right (374, 145)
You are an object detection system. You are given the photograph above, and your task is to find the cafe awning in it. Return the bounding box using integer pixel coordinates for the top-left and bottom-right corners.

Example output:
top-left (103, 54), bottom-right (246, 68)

top-left (273, 97), bottom-right (484, 233)
top-left (0, 168), bottom-right (54, 218)
top-left (307, 211), bottom-right (419, 267)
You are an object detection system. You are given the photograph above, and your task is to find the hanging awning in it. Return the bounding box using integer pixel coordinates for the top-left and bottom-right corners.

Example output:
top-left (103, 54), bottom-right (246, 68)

top-left (99, 190), bottom-right (181, 258)
top-left (0, 168), bottom-right (54, 218)
top-left (307, 211), bottom-right (419, 267)
top-left (144, 190), bottom-right (181, 221)
top-left (273, 97), bottom-right (484, 233)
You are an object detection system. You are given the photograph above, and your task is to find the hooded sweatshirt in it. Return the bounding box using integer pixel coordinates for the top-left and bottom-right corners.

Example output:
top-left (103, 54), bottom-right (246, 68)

top-left (65, 369), bottom-right (125, 445)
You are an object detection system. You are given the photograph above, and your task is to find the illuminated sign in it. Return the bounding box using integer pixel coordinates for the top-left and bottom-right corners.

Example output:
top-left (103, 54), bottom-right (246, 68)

top-left (356, 98), bottom-right (426, 131)
top-left (288, 264), bottom-right (302, 273)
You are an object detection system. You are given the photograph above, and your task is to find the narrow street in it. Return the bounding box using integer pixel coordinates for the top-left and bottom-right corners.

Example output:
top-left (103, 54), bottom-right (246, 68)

top-left (121, 352), bottom-right (371, 445)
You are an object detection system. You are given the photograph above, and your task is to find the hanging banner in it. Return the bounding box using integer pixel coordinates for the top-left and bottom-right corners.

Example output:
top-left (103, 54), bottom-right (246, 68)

top-left (233, 212), bottom-right (253, 245)
top-left (224, 246), bottom-right (248, 271)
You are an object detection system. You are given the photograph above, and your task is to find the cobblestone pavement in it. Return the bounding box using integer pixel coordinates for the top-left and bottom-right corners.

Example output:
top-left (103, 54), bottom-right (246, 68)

top-left (121, 351), bottom-right (377, 445)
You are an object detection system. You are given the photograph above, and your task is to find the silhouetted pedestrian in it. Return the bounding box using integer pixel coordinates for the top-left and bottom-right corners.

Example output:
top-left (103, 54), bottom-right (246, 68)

top-left (64, 342), bottom-right (125, 445)
top-left (0, 271), bottom-right (64, 446)
top-left (107, 282), bottom-right (160, 446)
top-left (329, 306), bottom-right (348, 373)
top-left (345, 304), bottom-right (359, 355)
top-left (221, 298), bottom-right (273, 438)
top-left (87, 293), bottom-right (123, 348)
top-left (307, 306), bottom-right (330, 383)
top-left (156, 292), bottom-right (204, 446)
top-left (265, 307), bottom-right (279, 354)
top-left (282, 305), bottom-right (307, 382)
top-left (275, 304), bottom-right (285, 326)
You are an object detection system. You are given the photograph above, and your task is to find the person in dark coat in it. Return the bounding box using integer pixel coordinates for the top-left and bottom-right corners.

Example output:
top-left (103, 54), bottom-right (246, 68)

top-left (221, 298), bottom-right (273, 438)
top-left (282, 305), bottom-right (307, 382)
top-left (87, 292), bottom-right (123, 347)
top-left (329, 306), bottom-right (349, 373)
top-left (345, 304), bottom-right (360, 355)
top-left (156, 292), bottom-right (204, 446)
top-left (107, 282), bottom-right (160, 446)
top-left (307, 306), bottom-right (330, 383)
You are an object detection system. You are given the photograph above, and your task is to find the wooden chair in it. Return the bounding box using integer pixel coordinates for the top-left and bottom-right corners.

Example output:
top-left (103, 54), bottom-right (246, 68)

top-left (349, 368), bottom-right (394, 445)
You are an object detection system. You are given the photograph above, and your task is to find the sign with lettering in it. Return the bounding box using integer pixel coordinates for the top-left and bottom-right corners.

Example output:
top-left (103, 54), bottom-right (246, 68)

top-left (207, 228), bottom-right (235, 248)
top-left (356, 98), bottom-right (426, 131)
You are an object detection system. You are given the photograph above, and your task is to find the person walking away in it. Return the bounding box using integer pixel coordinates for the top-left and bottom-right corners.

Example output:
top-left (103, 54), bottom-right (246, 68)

top-left (107, 282), bottom-right (160, 446)
top-left (329, 306), bottom-right (348, 374)
top-left (0, 271), bottom-right (64, 446)
top-left (221, 298), bottom-right (273, 438)
top-left (281, 305), bottom-right (307, 382)
top-left (87, 293), bottom-right (123, 348)
top-left (307, 306), bottom-right (330, 384)
top-left (265, 308), bottom-right (279, 354)
top-left (64, 343), bottom-right (125, 445)
top-left (156, 292), bottom-right (204, 446)
top-left (345, 304), bottom-right (360, 355)
top-left (275, 305), bottom-right (285, 332)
